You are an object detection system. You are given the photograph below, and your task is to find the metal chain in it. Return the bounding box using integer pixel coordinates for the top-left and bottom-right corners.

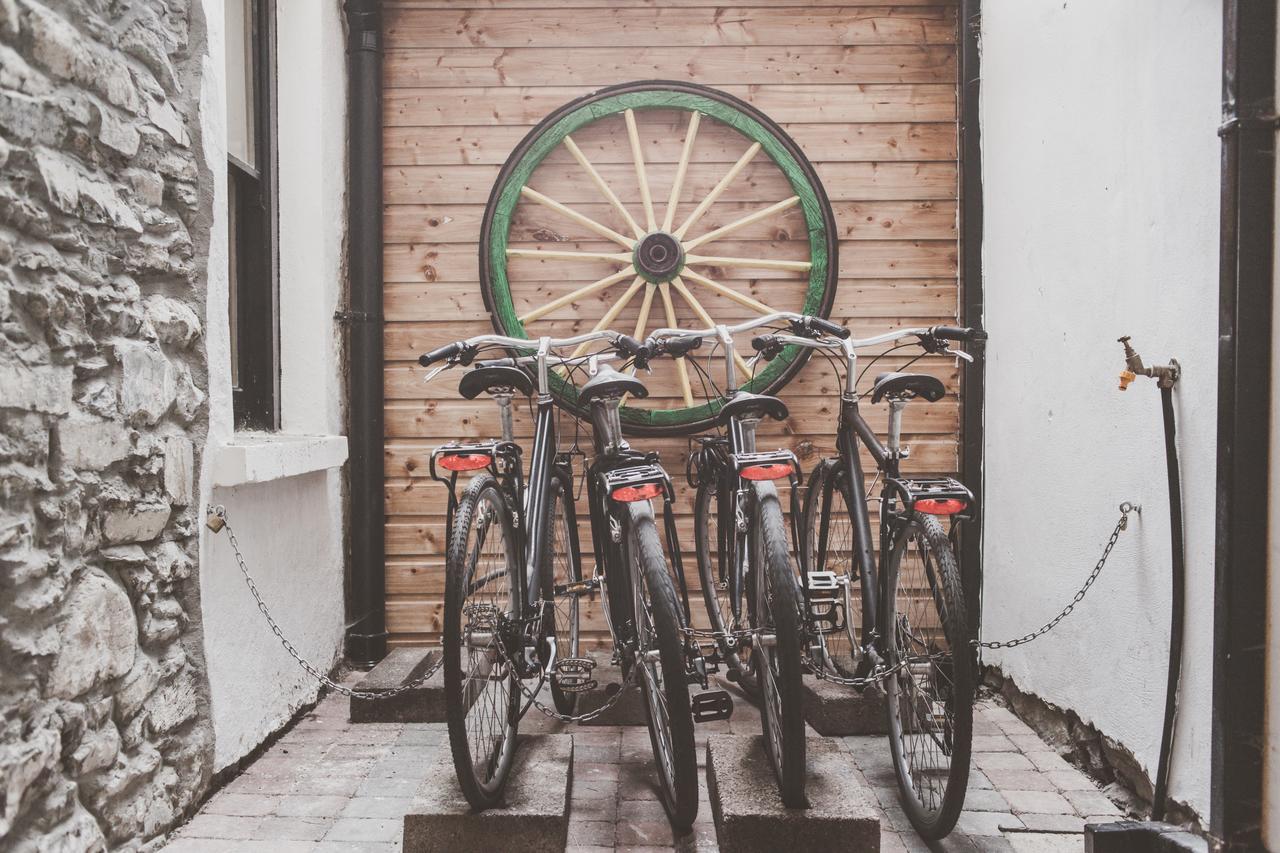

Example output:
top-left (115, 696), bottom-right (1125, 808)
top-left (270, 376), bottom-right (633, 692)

top-left (495, 636), bottom-right (641, 724)
top-left (972, 502), bottom-right (1137, 650)
top-left (207, 505), bottom-right (443, 700)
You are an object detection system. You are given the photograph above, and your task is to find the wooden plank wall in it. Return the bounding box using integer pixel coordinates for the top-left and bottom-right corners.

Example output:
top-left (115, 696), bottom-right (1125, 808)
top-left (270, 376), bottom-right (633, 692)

top-left (382, 1), bottom-right (961, 647)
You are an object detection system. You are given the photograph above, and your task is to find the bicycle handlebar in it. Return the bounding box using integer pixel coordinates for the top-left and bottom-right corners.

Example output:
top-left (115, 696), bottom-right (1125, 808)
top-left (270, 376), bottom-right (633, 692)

top-left (418, 329), bottom-right (626, 367)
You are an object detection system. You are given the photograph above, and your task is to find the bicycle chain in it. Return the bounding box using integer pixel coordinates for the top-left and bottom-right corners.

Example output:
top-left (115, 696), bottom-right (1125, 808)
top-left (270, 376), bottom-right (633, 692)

top-left (207, 505), bottom-right (443, 700)
top-left (494, 636), bottom-right (640, 724)
top-left (685, 622), bottom-right (911, 688)
top-left (972, 502), bottom-right (1137, 650)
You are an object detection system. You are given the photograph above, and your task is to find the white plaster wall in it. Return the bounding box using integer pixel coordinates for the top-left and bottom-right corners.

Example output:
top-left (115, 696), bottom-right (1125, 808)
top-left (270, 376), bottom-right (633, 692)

top-left (196, 0), bottom-right (349, 770)
top-left (980, 0), bottom-right (1220, 820)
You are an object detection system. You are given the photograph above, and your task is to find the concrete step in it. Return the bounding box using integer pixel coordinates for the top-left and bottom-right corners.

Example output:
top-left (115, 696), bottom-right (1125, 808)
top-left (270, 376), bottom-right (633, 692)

top-left (706, 735), bottom-right (880, 853)
top-left (349, 647), bottom-right (444, 724)
top-left (403, 734), bottom-right (573, 853)
top-left (801, 676), bottom-right (888, 735)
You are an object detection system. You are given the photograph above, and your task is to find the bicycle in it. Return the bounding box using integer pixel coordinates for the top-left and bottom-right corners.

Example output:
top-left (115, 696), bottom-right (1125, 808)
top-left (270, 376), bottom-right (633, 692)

top-left (418, 330), bottom-right (725, 829)
top-left (649, 315), bottom-right (847, 808)
top-left (748, 316), bottom-right (984, 839)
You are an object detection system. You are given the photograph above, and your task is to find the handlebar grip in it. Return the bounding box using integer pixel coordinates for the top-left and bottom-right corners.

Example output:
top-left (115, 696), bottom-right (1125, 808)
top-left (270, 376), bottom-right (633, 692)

top-left (751, 334), bottom-right (777, 352)
top-left (931, 325), bottom-right (986, 342)
top-left (807, 317), bottom-right (851, 339)
top-left (419, 341), bottom-right (464, 367)
top-left (662, 335), bottom-right (703, 357)
top-left (616, 335), bottom-right (646, 356)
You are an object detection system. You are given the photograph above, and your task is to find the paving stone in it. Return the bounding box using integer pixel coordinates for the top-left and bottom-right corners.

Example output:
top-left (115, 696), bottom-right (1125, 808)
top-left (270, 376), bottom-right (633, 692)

top-left (325, 817), bottom-right (402, 842)
top-left (1063, 789), bottom-right (1122, 817)
top-left (201, 793), bottom-right (278, 817)
top-left (403, 734), bottom-right (572, 853)
top-left (290, 775), bottom-right (364, 798)
top-left (177, 814), bottom-right (263, 840)
top-left (800, 677), bottom-right (888, 735)
top-left (1046, 769), bottom-right (1097, 792)
top-left (1024, 751), bottom-right (1076, 774)
top-left (340, 797), bottom-right (414, 819)
top-left (972, 734), bottom-right (1018, 752)
top-left (349, 648), bottom-right (445, 724)
top-left (1012, 812), bottom-right (1087, 833)
top-left (706, 735), bottom-right (878, 852)
top-left (964, 789), bottom-right (1013, 812)
top-left (1002, 789), bottom-right (1074, 815)
top-left (985, 769), bottom-right (1058, 792)
top-left (1007, 832), bottom-right (1083, 852)
top-left (252, 815), bottom-right (332, 841)
top-left (976, 752), bottom-right (1037, 772)
top-left (275, 795), bottom-right (350, 818)
top-left (313, 843), bottom-right (399, 853)
top-left (568, 819), bottom-right (617, 846)
top-left (578, 654), bottom-right (650, 727)
top-left (957, 810), bottom-right (1022, 836)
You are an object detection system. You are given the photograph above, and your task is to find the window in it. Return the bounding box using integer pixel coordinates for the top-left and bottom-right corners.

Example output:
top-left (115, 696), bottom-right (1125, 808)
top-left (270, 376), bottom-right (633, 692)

top-left (226, 0), bottom-right (278, 429)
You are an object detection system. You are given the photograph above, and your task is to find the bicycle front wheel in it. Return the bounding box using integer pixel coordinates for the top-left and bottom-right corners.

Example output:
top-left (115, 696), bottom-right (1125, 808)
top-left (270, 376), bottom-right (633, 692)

top-left (694, 477), bottom-right (759, 697)
top-left (882, 511), bottom-right (974, 840)
top-left (802, 462), bottom-right (866, 678)
top-left (751, 482), bottom-right (807, 807)
top-left (628, 501), bottom-right (699, 829)
top-left (544, 474), bottom-right (583, 715)
top-left (443, 475), bottom-right (521, 810)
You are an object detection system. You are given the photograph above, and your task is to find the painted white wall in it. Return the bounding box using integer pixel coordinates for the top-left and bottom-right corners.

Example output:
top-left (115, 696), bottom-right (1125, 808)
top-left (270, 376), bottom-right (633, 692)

top-left (196, 0), bottom-right (349, 770)
top-left (980, 0), bottom-right (1220, 821)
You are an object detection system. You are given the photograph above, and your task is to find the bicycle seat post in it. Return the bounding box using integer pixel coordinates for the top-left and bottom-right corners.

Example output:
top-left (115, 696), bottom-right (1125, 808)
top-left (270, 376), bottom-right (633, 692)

top-left (886, 397), bottom-right (907, 460)
top-left (535, 336), bottom-right (552, 399)
top-left (494, 392), bottom-right (515, 443)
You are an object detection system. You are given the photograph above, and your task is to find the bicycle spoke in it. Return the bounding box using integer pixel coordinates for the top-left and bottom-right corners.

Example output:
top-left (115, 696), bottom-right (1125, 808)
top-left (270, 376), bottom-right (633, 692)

top-left (623, 109), bottom-right (657, 232)
top-left (563, 135), bottom-right (646, 240)
top-left (520, 186), bottom-right (635, 249)
top-left (685, 253), bottom-right (812, 273)
top-left (658, 282), bottom-right (695, 407)
top-left (679, 268), bottom-right (780, 316)
top-left (682, 196), bottom-right (800, 251)
top-left (662, 111), bottom-right (700, 231)
top-left (506, 247), bottom-right (633, 264)
top-left (519, 268), bottom-right (636, 323)
top-left (674, 141), bottom-right (761, 239)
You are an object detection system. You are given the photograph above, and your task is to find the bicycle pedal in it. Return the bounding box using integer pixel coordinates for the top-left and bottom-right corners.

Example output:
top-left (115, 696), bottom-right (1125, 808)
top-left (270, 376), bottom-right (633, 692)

top-left (552, 657), bottom-right (598, 694)
top-left (691, 690), bottom-right (734, 723)
top-left (808, 599), bottom-right (846, 634)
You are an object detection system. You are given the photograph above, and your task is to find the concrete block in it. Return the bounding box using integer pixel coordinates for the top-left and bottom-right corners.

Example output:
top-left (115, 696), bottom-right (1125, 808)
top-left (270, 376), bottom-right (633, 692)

top-left (350, 647), bottom-right (444, 724)
top-left (706, 735), bottom-right (880, 852)
top-left (1085, 820), bottom-right (1210, 853)
top-left (801, 676), bottom-right (888, 735)
top-left (403, 734), bottom-right (572, 853)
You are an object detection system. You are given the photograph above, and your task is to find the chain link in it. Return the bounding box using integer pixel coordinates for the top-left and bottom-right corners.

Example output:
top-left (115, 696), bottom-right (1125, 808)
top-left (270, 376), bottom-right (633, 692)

top-left (499, 639), bottom-right (641, 724)
top-left (207, 505), bottom-right (443, 701)
top-left (973, 502), bottom-right (1137, 650)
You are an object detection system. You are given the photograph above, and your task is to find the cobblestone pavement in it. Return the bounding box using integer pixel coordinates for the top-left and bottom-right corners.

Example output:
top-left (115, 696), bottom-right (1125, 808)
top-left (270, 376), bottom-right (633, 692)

top-left (163, 677), bottom-right (1124, 852)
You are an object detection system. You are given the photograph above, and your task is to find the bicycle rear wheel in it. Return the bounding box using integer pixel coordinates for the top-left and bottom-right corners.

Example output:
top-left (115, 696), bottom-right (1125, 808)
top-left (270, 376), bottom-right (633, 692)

top-left (694, 477), bottom-right (759, 697)
top-left (751, 483), bottom-right (807, 807)
top-left (802, 463), bottom-right (865, 678)
top-left (882, 511), bottom-right (974, 840)
top-left (443, 475), bottom-right (521, 810)
top-left (628, 501), bottom-right (699, 829)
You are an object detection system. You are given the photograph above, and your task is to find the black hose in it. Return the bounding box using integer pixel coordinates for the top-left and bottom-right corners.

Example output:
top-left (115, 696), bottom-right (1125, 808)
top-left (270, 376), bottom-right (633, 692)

top-left (1152, 385), bottom-right (1185, 821)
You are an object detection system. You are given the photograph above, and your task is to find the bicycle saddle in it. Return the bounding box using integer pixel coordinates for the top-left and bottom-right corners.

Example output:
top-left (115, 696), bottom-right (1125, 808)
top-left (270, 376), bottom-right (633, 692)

top-left (715, 391), bottom-right (789, 425)
top-left (458, 365), bottom-right (534, 399)
top-left (579, 364), bottom-right (648, 404)
top-left (871, 372), bottom-right (946, 404)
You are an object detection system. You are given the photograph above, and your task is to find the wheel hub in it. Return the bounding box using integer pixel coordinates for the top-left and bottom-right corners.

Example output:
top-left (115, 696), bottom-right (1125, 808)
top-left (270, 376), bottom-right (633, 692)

top-left (633, 231), bottom-right (685, 283)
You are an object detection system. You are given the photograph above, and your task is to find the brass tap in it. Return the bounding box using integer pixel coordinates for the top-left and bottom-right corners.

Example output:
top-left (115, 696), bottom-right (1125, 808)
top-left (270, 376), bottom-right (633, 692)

top-left (1118, 336), bottom-right (1180, 390)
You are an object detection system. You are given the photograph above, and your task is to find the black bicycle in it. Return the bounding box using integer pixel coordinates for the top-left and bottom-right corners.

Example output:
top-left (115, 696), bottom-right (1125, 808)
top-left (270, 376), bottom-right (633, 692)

top-left (750, 316), bottom-right (984, 839)
top-left (419, 330), bottom-right (725, 828)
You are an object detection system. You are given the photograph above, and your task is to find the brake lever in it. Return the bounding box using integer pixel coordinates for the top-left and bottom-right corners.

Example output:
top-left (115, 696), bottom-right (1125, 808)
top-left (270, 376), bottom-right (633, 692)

top-left (422, 363), bottom-right (452, 384)
top-left (943, 345), bottom-right (974, 364)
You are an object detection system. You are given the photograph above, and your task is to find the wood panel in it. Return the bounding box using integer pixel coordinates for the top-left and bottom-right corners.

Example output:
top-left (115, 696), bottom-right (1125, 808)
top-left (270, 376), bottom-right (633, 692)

top-left (382, 4), bottom-right (960, 646)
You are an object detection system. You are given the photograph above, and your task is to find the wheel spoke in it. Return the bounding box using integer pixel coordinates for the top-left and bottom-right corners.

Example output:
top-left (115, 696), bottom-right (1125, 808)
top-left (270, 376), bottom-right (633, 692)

top-left (662, 111), bottom-right (701, 232)
top-left (673, 141), bottom-right (761, 239)
top-left (506, 247), bottom-right (633, 264)
top-left (520, 187), bottom-right (634, 249)
top-left (670, 276), bottom-right (753, 379)
top-left (685, 254), bottom-right (812, 273)
top-left (680, 268), bottom-right (779, 316)
top-left (682, 196), bottom-right (800, 251)
top-left (519, 268), bottom-right (636, 324)
top-left (567, 276), bottom-right (646, 360)
top-left (624, 109), bottom-right (657, 232)
top-left (658, 282), bottom-right (695, 407)
top-left (563, 135), bottom-right (645, 240)
top-left (632, 283), bottom-right (656, 340)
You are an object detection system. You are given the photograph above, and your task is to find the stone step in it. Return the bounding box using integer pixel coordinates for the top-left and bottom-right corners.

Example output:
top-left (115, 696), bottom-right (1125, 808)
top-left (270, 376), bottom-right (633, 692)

top-left (706, 735), bottom-right (880, 853)
top-left (403, 734), bottom-right (573, 853)
top-left (801, 676), bottom-right (888, 735)
top-left (349, 647), bottom-right (444, 724)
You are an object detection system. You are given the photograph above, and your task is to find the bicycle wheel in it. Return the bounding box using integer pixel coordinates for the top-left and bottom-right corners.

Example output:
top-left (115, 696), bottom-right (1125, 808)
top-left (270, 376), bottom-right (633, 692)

top-left (443, 475), bottom-right (521, 810)
top-left (802, 463), bottom-right (866, 678)
top-left (544, 474), bottom-right (583, 715)
top-left (751, 483), bottom-right (807, 807)
top-left (479, 80), bottom-right (839, 436)
top-left (882, 511), bottom-right (974, 840)
top-left (628, 501), bottom-right (699, 829)
top-left (694, 477), bottom-right (759, 697)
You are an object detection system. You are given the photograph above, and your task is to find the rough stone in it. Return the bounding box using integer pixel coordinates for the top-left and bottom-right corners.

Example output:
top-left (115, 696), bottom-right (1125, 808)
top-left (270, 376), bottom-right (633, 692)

top-left (46, 570), bottom-right (137, 699)
top-left (56, 415), bottom-right (132, 470)
top-left (101, 499), bottom-right (170, 545)
top-left (0, 726), bottom-right (61, 838)
top-left (144, 295), bottom-right (200, 346)
top-left (67, 722), bottom-right (120, 776)
top-left (117, 341), bottom-right (175, 425)
top-left (0, 361), bottom-right (72, 413)
top-left (162, 435), bottom-right (193, 505)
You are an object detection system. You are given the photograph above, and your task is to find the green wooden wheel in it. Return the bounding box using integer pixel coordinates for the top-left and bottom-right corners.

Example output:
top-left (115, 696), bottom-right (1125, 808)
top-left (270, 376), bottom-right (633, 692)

top-left (479, 80), bottom-right (839, 436)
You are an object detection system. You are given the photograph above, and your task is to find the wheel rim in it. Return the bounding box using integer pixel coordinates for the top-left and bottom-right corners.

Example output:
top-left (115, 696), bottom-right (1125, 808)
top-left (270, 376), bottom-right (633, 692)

top-left (887, 524), bottom-right (957, 818)
top-left (806, 477), bottom-right (863, 677)
top-left (481, 82), bottom-right (837, 435)
top-left (458, 491), bottom-right (517, 796)
top-left (633, 544), bottom-right (679, 801)
top-left (551, 490), bottom-right (579, 662)
top-left (753, 522), bottom-right (788, 782)
top-left (701, 482), bottom-right (756, 683)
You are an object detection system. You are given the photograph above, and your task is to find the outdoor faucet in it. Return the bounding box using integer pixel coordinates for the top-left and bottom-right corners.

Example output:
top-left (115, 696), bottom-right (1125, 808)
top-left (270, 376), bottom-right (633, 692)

top-left (1117, 336), bottom-right (1180, 390)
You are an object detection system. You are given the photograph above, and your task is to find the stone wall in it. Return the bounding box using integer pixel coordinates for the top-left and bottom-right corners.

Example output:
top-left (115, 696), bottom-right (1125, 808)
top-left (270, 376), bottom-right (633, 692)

top-left (0, 1), bottom-right (213, 849)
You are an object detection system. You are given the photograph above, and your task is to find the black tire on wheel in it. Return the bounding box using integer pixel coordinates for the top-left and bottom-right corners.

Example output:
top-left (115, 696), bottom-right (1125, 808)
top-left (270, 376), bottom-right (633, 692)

top-left (751, 482), bottom-right (807, 807)
top-left (543, 473), bottom-right (583, 715)
top-left (882, 511), bottom-right (974, 840)
top-left (443, 475), bottom-right (521, 810)
top-left (628, 501), bottom-right (699, 829)
top-left (694, 477), bottom-right (759, 698)
top-left (801, 463), bottom-right (866, 678)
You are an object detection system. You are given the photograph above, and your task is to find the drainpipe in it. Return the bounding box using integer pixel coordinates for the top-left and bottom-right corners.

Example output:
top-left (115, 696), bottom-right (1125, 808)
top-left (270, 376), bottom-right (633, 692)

top-left (342, 0), bottom-right (387, 665)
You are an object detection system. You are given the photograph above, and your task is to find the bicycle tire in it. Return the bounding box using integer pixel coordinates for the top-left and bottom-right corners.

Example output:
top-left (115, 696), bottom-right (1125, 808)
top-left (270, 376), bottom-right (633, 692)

top-left (882, 511), bottom-right (974, 840)
top-left (543, 474), bottom-right (583, 715)
top-left (694, 477), bottom-right (759, 698)
top-left (443, 475), bottom-right (521, 810)
top-left (628, 501), bottom-right (699, 829)
top-left (801, 463), bottom-right (866, 678)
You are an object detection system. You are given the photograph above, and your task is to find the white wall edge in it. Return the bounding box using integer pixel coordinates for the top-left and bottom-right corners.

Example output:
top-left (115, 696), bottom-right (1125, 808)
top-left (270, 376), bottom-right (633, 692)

top-left (212, 433), bottom-right (349, 487)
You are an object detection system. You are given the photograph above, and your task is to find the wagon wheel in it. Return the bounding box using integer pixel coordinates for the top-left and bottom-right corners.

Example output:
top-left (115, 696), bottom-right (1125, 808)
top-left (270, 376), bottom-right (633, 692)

top-left (479, 80), bottom-right (839, 436)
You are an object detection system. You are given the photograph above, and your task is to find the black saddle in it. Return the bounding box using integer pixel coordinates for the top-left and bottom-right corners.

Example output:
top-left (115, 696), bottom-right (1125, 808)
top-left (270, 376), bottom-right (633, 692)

top-left (579, 364), bottom-right (648, 404)
top-left (715, 392), bottom-right (789, 425)
top-left (871, 372), bottom-right (946, 404)
top-left (458, 365), bottom-right (534, 399)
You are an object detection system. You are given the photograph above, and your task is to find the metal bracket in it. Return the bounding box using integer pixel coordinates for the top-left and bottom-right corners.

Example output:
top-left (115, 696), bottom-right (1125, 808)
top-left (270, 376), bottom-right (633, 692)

top-left (334, 309), bottom-right (377, 324)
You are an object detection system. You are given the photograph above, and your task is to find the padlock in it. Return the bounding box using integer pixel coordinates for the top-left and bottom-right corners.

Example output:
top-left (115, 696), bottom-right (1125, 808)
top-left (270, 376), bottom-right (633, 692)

top-left (206, 511), bottom-right (225, 533)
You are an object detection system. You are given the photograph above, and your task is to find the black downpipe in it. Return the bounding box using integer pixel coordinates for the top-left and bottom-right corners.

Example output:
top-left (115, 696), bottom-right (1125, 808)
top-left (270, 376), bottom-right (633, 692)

top-left (1151, 386), bottom-right (1185, 822)
top-left (343, 0), bottom-right (387, 665)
